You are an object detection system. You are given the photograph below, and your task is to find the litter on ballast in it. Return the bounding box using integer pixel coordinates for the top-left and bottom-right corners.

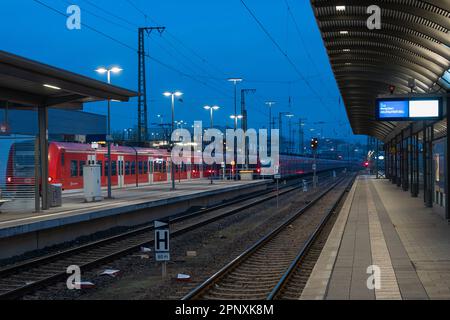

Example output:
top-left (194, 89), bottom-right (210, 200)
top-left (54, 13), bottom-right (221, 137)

top-left (100, 269), bottom-right (121, 278)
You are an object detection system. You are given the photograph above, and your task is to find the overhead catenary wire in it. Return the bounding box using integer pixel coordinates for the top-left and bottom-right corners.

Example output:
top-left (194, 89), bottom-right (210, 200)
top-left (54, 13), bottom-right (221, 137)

top-left (32, 0), bottom-right (234, 100)
top-left (239, 0), bottom-right (340, 122)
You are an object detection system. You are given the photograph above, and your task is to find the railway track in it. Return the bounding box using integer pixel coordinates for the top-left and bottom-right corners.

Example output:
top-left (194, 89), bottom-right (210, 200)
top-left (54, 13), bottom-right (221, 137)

top-left (182, 175), bottom-right (354, 300)
top-left (0, 172), bottom-right (340, 300)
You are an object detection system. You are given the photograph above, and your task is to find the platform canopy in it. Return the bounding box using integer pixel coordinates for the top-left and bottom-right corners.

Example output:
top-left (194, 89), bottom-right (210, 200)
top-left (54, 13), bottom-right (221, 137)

top-left (310, 0), bottom-right (450, 141)
top-left (0, 50), bottom-right (137, 109)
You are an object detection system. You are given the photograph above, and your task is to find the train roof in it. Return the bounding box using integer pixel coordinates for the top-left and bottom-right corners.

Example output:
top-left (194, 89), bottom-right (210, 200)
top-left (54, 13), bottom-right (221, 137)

top-left (50, 142), bottom-right (170, 156)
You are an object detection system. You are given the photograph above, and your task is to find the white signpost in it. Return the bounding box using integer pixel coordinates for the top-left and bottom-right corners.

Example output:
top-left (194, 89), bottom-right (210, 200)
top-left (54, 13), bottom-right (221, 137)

top-left (154, 220), bottom-right (170, 278)
top-left (274, 165), bottom-right (281, 208)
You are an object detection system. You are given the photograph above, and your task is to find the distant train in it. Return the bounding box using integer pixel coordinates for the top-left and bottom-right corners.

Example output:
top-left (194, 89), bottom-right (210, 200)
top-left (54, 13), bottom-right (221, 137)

top-left (6, 142), bottom-right (351, 191)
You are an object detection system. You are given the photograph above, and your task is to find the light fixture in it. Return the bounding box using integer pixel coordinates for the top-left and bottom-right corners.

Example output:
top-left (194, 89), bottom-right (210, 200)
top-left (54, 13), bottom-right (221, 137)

top-left (227, 78), bottom-right (243, 83)
top-left (95, 67), bottom-right (108, 74)
top-left (43, 84), bottom-right (61, 90)
top-left (164, 91), bottom-right (183, 97)
top-left (336, 5), bottom-right (346, 11)
top-left (212, 105), bottom-right (220, 110)
top-left (110, 67), bottom-right (123, 73)
top-left (343, 49), bottom-right (351, 52)
top-left (340, 31), bottom-right (349, 35)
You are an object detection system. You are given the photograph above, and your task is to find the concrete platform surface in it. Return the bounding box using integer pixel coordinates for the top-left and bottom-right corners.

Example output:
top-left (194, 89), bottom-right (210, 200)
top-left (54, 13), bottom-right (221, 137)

top-left (0, 179), bottom-right (269, 239)
top-left (301, 176), bottom-right (450, 300)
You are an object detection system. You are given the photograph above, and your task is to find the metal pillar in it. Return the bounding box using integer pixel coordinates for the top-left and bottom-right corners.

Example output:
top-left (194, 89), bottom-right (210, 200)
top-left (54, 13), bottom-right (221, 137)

top-left (38, 106), bottom-right (49, 210)
top-left (423, 124), bottom-right (433, 208)
top-left (411, 132), bottom-right (419, 198)
top-left (138, 27), bottom-right (165, 145)
top-left (403, 129), bottom-right (409, 192)
top-left (446, 96), bottom-right (449, 220)
top-left (397, 134), bottom-right (402, 187)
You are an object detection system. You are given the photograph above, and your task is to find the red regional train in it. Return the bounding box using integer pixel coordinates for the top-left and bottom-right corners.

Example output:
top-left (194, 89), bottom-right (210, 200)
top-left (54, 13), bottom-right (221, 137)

top-left (6, 142), bottom-right (350, 192)
top-left (6, 142), bottom-right (205, 191)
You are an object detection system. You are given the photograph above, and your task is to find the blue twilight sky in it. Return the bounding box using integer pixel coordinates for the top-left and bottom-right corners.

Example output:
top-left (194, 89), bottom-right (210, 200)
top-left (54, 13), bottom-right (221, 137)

top-left (0, 0), bottom-right (362, 142)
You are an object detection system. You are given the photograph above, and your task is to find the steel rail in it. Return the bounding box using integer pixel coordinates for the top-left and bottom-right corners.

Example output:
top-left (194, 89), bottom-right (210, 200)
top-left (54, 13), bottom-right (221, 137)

top-left (181, 175), bottom-right (353, 300)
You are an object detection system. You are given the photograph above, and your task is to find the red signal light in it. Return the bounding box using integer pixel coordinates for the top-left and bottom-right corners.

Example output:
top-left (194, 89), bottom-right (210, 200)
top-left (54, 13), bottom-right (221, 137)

top-left (364, 162), bottom-right (369, 168)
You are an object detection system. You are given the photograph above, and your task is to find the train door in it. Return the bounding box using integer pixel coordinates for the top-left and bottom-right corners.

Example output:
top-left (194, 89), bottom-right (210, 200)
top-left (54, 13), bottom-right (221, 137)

top-left (148, 157), bottom-right (153, 184)
top-left (118, 156), bottom-right (125, 188)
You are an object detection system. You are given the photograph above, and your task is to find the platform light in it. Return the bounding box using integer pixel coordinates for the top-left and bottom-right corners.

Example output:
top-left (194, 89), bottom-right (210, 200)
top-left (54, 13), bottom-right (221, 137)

top-left (340, 31), bottom-right (349, 35)
top-left (227, 78), bottom-right (243, 84)
top-left (95, 67), bottom-right (108, 74)
top-left (110, 67), bottom-right (123, 74)
top-left (343, 49), bottom-right (351, 52)
top-left (336, 5), bottom-right (346, 11)
top-left (43, 84), bottom-right (61, 90)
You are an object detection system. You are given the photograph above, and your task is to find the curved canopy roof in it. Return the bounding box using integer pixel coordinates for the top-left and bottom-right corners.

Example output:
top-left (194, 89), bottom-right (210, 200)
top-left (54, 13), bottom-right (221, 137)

top-left (310, 0), bottom-right (450, 141)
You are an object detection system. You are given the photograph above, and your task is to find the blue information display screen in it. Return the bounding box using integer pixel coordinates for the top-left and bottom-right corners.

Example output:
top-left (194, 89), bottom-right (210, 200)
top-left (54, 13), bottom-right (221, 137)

top-left (376, 97), bottom-right (442, 121)
top-left (378, 100), bottom-right (409, 119)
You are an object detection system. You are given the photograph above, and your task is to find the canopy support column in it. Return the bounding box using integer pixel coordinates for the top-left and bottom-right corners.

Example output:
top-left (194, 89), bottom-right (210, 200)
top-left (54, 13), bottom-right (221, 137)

top-left (38, 106), bottom-right (49, 210)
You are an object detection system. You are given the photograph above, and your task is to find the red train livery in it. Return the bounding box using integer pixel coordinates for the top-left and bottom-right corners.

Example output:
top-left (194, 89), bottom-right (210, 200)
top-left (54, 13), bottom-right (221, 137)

top-left (7, 142), bottom-right (202, 191)
top-left (6, 141), bottom-right (351, 192)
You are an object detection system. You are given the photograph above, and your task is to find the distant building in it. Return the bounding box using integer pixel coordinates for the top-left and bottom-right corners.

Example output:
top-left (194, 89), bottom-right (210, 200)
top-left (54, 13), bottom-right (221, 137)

top-left (0, 108), bottom-right (106, 141)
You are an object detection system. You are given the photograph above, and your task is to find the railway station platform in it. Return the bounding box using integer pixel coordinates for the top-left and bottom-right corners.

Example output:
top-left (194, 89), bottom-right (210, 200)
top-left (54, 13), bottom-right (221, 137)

top-left (301, 176), bottom-right (450, 300)
top-left (0, 179), bottom-right (270, 260)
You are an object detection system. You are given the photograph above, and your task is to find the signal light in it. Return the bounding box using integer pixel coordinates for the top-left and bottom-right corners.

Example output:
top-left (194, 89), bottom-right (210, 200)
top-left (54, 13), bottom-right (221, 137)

top-left (364, 161), bottom-right (369, 168)
top-left (310, 138), bottom-right (319, 150)
top-left (389, 85), bottom-right (396, 94)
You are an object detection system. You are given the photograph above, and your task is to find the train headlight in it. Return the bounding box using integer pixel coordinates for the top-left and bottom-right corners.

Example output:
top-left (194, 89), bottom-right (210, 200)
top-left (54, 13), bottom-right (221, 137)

top-left (48, 177), bottom-right (53, 183)
top-left (7, 177), bottom-right (12, 183)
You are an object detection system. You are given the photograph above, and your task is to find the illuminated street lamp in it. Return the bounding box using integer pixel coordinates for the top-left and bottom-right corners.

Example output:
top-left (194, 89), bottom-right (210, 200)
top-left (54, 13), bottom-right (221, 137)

top-left (163, 91), bottom-right (183, 190)
top-left (230, 114), bottom-right (243, 129)
top-left (204, 106), bottom-right (220, 184)
top-left (265, 101), bottom-right (276, 130)
top-left (228, 78), bottom-right (243, 130)
top-left (96, 66), bottom-right (122, 199)
top-left (204, 105), bottom-right (220, 128)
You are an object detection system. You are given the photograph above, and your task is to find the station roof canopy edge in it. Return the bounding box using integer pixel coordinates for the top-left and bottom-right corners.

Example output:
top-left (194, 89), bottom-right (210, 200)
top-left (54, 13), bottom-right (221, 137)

top-left (310, 0), bottom-right (450, 141)
top-left (0, 50), bottom-right (137, 110)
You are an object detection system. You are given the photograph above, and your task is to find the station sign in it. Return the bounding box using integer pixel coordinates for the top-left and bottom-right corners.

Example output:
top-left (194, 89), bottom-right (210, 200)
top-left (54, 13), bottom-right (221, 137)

top-left (376, 96), bottom-right (443, 121)
top-left (154, 220), bottom-right (170, 262)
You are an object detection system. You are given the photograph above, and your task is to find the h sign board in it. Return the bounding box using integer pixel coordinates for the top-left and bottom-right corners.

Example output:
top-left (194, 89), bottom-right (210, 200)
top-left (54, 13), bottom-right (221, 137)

top-left (154, 221), bottom-right (170, 261)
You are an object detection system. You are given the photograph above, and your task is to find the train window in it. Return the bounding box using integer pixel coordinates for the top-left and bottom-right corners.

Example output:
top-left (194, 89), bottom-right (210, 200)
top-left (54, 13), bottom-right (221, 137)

top-left (104, 161), bottom-right (109, 176)
top-left (61, 153), bottom-right (65, 166)
top-left (79, 161), bottom-right (86, 176)
top-left (112, 161), bottom-right (117, 176)
top-left (131, 161), bottom-right (136, 175)
top-left (97, 161), bottom-right (103, 176)
top-left (70, 160), bottom-right (78, 177)
top-left (139, 161), bottom-right (143, 174)
top-left (143, 161), bottom-right (148, 174)
top-left (125, 161), bottom-right (130, 175)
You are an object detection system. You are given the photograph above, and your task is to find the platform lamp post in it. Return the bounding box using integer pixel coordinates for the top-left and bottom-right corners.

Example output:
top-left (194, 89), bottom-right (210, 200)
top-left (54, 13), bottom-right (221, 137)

top-left (265, 101), bottom-right (276, 157)
top-left (96, 66), bottom-right (122, 199)
top-left (228, 78), bottom-right (243, 130)
top-left (230, 114), bottom-right (243, 180)
top-left (164, 91), bottom-right (183, 191)
top-left (204, 106), bottom-right (220, 184)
